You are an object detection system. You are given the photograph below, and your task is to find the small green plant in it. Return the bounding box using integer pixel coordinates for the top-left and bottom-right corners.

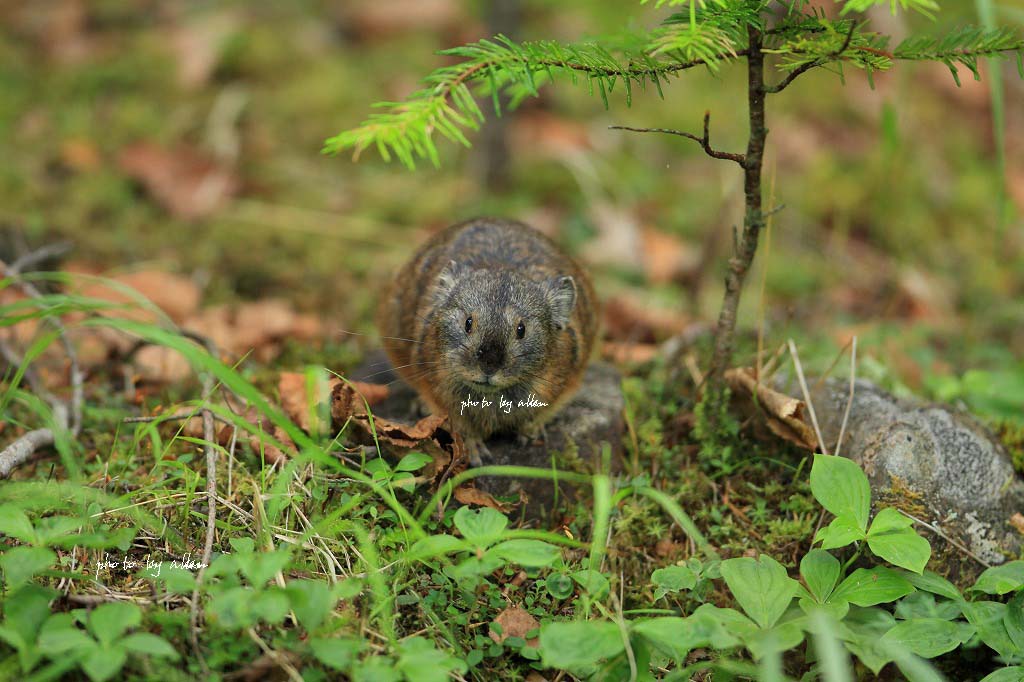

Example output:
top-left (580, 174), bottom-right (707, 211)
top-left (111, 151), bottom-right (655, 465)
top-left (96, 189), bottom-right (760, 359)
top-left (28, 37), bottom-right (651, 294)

top-left (534, 453), bottom-right (1024, 679)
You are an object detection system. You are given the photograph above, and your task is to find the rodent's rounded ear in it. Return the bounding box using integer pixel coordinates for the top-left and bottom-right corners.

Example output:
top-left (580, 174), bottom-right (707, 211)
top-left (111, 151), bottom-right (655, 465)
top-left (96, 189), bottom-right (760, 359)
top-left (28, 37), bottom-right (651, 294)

top-left (432, 260), bottom-right (463, 304)
top-left (547, 275), bottom-right (577, 330)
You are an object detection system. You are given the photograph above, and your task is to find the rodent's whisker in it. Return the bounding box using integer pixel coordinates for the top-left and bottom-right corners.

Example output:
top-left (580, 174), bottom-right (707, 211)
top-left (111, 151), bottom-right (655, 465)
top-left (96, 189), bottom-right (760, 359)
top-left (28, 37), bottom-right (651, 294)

top-left (336, 328), bottom-right (422, 345)
top-left (358, 360), bottom-right (439, 382)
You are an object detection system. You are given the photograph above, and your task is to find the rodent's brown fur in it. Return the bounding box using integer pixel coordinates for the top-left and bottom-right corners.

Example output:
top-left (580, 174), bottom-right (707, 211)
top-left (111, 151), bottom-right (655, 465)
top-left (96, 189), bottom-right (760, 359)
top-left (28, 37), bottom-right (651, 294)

top-left (377, 218), bottom-right (598, 455)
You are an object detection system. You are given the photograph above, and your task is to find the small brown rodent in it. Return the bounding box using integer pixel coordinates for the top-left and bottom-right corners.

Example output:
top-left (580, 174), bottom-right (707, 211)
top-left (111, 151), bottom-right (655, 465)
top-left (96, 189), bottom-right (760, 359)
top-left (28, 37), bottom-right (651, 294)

top-left (377, 217), bottom-right (598, 464)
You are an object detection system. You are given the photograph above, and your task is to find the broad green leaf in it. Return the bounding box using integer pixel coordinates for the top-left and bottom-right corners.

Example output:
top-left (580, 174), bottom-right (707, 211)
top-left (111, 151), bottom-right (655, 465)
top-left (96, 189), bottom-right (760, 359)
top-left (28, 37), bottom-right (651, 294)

top-left (81, 645), bottom-right (127, 682)
top-left (407, 534), bottom-right (470, 561)
top-left (394, 452), bottom-right (433, 472)
top-left (745, 620), bottom-right (806, 661)
top-left (251, 589), bottom-right (290, 625)
top-left (310, 636), bottom-right (364, 671)
top-left (352, 656), bottom-right (402, 682)
top-left (880, 618), bottom-right (975, 658)
top-left (810, 454), bottom-right (870, 533)
top-left (720, 556), bottom-right (799, 629)
top-left (1005, 592), bottom-right (1024, 651)
top-left (651, 564), bottom-right (698, 599)
top-left (239, 550), bottom-right (291, 587)
top-left (808, 610), bottom-right (854, 682)
top-left (832, 567), bottom-right (914, 606)
top-left (571, 569), bottom-right (610, 599)
top-left (488, 539), bottom-right (561, 567)
top-left (869, 507), bottom-right (915, 533)
top-left (902, 570), bottom-right (962, 600)
top-left (972, 561), bottom-right (1024, 595)
top-left (0, 546), bottom-right (55, 588)
top-left (866, 525), bottom-right (931, 574)
top-left (120, 633), bottom-right (179, 658)
top-left (979, 667), bottom-right (1024, 682)
top-left (37, 624), bottom-right (95, 654)
top-left (3, 584), bottom-right (56, 637)
top-left (88, 602), bottom-right (140, 647)
top-left (285, 579), bottom-right (336, 633)
top-left (798, 597), bottom-right (849, 620)
top-left (690, 604), bottom-right (760, 644)
top-left (0, 505), bottom-right (37, 543)
top-left (228, 537), bottom-right (255, 554)
top-left (800, 549), bottom-right (841, 602)
top-left (632, 616), bottom-right (738, 662)
top-left (815, 514), bottom-right (866, 549)
top-left (962, 601), bottom-right (1015, 658)
top-left (839, 607), bottom-right (897, 675)
top-left (395, 636), bottom-right (468, 682)
top-left (545, 574), bottom-right (575, 599)
top-left (539, 621), bottom-right (625, 670)
top-left (453, 506), bottom-right (508, 548)
top-left (894, 592), bottom-right (962, 621)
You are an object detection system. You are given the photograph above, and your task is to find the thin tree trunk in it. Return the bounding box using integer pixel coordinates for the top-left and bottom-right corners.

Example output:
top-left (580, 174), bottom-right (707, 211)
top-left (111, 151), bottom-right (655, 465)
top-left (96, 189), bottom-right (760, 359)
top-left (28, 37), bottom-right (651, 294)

top-left (477, 0), bottom-right (521, 189)
top-left (706, 26), bottom-right (767, 390)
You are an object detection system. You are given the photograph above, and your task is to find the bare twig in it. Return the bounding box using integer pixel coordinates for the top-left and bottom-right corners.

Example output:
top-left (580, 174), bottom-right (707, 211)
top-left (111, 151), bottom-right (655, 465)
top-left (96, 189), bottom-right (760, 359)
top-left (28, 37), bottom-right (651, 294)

top-left (898, 509), bottom-right (992, 569)
top-left (834, 336), bottom-right (857, 459)
top-left (0, 248), bottom-right (84, 478)
top-left (766, 22), bottom-right (857, 94)
top-left (189, 372), bottom-right (219, 673)
top-left (788, 338), bottom-right (828, 456)
top-left (610, 110), bottom-right (746, 166)
top-left (9, 241), bottom-right (73, 275)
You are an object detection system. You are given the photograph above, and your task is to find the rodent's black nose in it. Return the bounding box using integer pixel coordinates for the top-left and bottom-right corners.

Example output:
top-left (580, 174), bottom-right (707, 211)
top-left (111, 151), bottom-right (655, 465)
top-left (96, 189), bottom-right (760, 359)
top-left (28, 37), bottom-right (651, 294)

top-left (476, 340), bottom-right (505, 375)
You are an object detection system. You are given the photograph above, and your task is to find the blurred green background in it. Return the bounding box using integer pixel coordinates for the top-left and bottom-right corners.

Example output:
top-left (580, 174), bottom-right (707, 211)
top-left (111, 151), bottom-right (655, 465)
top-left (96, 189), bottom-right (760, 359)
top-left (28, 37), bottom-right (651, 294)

top-left (1, 0), bottom-right (1021, 409)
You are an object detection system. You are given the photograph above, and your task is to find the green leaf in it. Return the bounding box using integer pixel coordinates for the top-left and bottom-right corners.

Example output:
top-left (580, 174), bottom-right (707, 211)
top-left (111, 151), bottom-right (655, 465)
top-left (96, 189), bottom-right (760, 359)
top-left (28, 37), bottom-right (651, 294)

top-left (894, 592), bottom-right (962, 621)
top-left (453, 506), bottom-right (508, 548)
top-left (310, 636), bottom-right (364, 671)
top-left (979, 667), bottom-right (1024, 682)
top-left (285, 579), bottom-right (337, 633)
top-left (1005, 592), bottom-right (1024, 652)
top-left (866, 509), bottom-right (931, 574)
top-left (37, 624), bottom-right (95, 654)
top-left (971, 561), bottom-right (1024, 595)
top-left (633, 615), bottom-right (738, 662)
top-left (880, 618), bottom-right (975, 658)
top-left (832, 567), bottom-right (915, 606)
top-left (962, 601), bottom-right (1015, 658)
top-left (251, 589), bottom-right (290, 625)
top-left (690, 604), bottom-right (760, 644)
top-left (815, 514), bottom-right (866, 549)
top-left (394, 452), bottom-right (433, 472)
top-left (571, 569), bottom-right (610, 599)
top-left (3, 584), bottom-right (56, 638)
top-left (902, 570), bottom-right (962, 600)
top-left (407, 534), bottom-right (470, 562)
top-left (810, 454), bottom-right (871, 533)
top-left (88, 602), bottom-right (140, 647)
top-left (719, 555), bottom-right (799, 629)
top-left (652, 565), bottom-right (698, 599)
top-left (799, 597), bottom-right (849, 620)
top-left (0, 505), bottom-right (37, 543)
top-left (744, 620), bottom-right (806, 661)
top-left (539, 621), bottom-right (625, 670)
top-left (839, 607), bottom-right (897, 675)
top-left (800, 549), bottom-right (841, 602)
top-left (488, 539), bottom-right (561, 567)
top-left (120, 633), bottom-right (179, 659)
top-left (395, 636), bottom-right (468, 682)
top-left (81, 645), bottom-right (127, 682)
top-left (0, 546), bottom-right (55, 588)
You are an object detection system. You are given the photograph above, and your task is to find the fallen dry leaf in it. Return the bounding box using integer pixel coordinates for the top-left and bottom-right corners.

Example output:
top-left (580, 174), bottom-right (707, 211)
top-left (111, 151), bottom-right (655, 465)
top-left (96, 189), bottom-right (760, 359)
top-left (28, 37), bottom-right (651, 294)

top-left (725, 367), bottom-right (819, 451)
top-left (278, 372), bottom-right (385, 434)
top-left (489, 607), bottom-right (540, 647)
top-left (1011, 513), bottom-right (1024, 536)
top-left (640, 228), bottom-right (701, 285)
top-left (118, 142), bottom-right (239, 220)
top-left (331, 381), bottom-right (463, 475)
top-left (60, 138), bottom-right (100, 171)
top-left (133, 345), bottom-right (192, 384)
top-left (79, 270), bottom-right (202, 324)
top-left (602, 340), bottom-right (659, 365)
top-left (453, 485), bottom-right (513, 512)
top-left (602, 294), bottom-right (690, 343)
top-left (340, 0), bottom-right (462, 39)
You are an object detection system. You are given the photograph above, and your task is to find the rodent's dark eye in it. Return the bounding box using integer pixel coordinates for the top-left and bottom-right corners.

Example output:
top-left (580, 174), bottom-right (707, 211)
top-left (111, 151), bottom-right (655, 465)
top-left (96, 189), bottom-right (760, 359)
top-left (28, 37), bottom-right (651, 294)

top-left (516, 321), bottom-right (526, 339)
top-left (465, 316), bottom-right (473, 334)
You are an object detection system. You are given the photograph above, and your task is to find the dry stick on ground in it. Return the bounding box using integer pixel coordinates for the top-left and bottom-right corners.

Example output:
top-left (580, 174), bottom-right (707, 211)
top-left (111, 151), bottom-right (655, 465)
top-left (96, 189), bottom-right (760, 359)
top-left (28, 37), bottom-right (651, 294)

top-left (0, 254), bottom-right (84, 478)
top-left (189, 368), bottom-right (220, 673)
top-left (788, 338), bottom-right (829, 457)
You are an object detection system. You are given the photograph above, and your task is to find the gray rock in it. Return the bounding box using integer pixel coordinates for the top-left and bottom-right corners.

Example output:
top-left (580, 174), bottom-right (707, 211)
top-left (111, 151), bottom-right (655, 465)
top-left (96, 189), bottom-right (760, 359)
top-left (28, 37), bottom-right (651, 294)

top-left (801, 378), bottom-right (1024, 566)
top-left (350, 353), bottom-right (625, 521)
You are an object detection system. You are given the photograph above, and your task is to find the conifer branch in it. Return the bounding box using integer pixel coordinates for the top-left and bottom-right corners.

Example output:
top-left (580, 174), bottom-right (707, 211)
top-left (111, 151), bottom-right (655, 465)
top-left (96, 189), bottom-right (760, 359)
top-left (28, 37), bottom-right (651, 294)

top-left (610, 111), bottom-right (746, 166)
top-left (766, 22), bottom-right (856, 93)
top-left (324, 36), bottom-right (742, 169)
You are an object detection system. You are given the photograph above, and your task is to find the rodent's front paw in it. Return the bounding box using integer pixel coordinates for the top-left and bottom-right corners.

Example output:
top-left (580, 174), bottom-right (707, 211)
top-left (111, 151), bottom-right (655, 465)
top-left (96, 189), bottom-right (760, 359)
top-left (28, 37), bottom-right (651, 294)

top-left (515, 423), bottom-right (549, 447)
top-left (462, 437), bottom-right (492, 468)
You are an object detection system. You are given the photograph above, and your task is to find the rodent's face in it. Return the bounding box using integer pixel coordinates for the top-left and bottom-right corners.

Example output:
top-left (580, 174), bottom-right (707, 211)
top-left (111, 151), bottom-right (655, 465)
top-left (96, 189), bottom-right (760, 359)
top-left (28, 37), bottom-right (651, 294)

top-left (432, 265), bottom-right (576, 392)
